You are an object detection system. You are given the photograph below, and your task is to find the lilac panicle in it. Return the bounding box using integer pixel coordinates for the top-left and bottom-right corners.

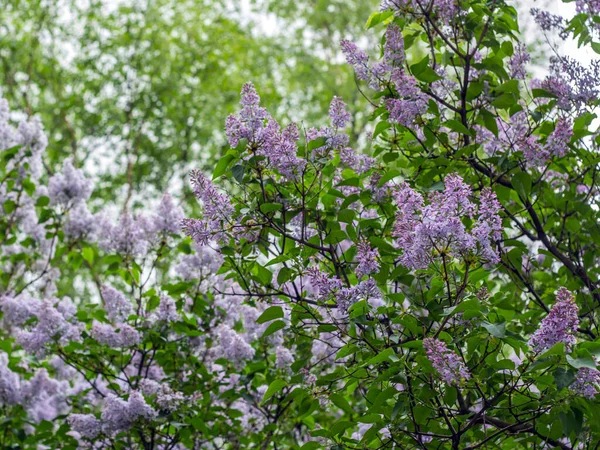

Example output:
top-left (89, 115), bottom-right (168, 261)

top-left (528, 288), bottom-right (579, 353)
top-left (424, 338), bottom-right (470, 385)
top-left (571, 367), bottom-right (600, 399)
top-left (393, 174), bottom-right (502, 269)
top-left (355, 240), bottom-right (380, 279)
top-left (68, 414), bottom-right (102, 439)
top-left (329, 96), bottom-right (351, 129)
top-left (384, 23), bottom-right (405, 66)
top-left (306, 266), bottom-right (343, 299)
top-left (48, 158), bottom-right (92, 207)
top-left (340, 39), bottom-right (371, 82)
top-left (100, 285), bottom-right (133, 323)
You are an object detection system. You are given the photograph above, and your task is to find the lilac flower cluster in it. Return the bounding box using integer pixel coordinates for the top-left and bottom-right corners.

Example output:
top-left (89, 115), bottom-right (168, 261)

top-left (306, 267), bottom-right (343, 299)
top-left (476, 111), bottom-right (573, 167)
top-left (0, 296), bottom-right (83, 356)
top-left (381, 0), bottom-right (458, 24)
top-left (101, 285), bottom-right (133, 322)
top-left (48, 158), bottom-right (92, 207)
top-left (423, 338), bottom-right (470, 385)
top-left (355, 240), bottom-right (380, 279)
top-left (542, 57), bottom-right (600, 110)
top-left (100, 391), bottom-right (157, 435)
top-left (225, 82), bottom-right (306, 179)
top-left (392, 174), bottom-right (502, 269)
top-left (530, 8), bottom-right (567, 38)
top-left (182, 170), bottom-right (236, 245)
top-left (528, 288), bottom-right (579, 353)
top-left (0, 97), bottom-right (47, 182)
top-left (509, 43), bottom-right (531, 80)
top-left (307, 97), bottom-right (375, 174)
top-left (571, 367), bottom-right (600, 399)
top-left (329, 96), bottom-right (352, 129)
top-left (341, 25), bottom-right (428, 130)
top-left (91, 321), bottom-right (141, 348)
top-left (335, 278), bottom-right (383, 313)
top-left (214, 324), bottom-right (256, 368)
top-left (0, 353), bottom-right (69, 424)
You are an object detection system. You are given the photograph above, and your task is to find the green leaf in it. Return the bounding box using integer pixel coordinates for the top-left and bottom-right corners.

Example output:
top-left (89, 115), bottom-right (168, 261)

top-left (82, 247), bottom-right (94, 265)
top-left (261, 379), bottom-right (287, 405)
top-left (481, 321), bottom-right (505, 338)
top-left (373, 121), bottom-right (391, 139)
top-left (259, 203), bottom-right (282, 213)
top-left (329, 393), bottom-right (353, 415)
top-left (365, 11), bottom-right (393, 28)
top-left (256, 306), bottom-right (284, 324)
top-left (512, 172), bottom-right (531, 199)
top-left (212, 154), bottom-right (235, 179)
top-left (262, 320), bottom-right (286, 338)
top-left (566, 355), bottom-right (597, 369)
top-left (554, 368), bottom-right (575, 390)
top-left (443, 119), bottom-right (472, 136)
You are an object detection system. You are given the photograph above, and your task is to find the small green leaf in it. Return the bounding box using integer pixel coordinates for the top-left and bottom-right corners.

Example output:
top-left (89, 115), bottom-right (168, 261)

top-left (263, 320), bottom-right (286, 338)
top-left (261, 379), bottom-right (287, 405)
top-left (82, 247), bottom-right (94, 265)
top-left (256, 306), bottom-right (284, 324)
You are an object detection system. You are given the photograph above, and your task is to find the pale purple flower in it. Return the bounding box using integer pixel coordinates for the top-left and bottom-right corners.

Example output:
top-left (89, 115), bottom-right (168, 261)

top-left (571, 367), bottom-right (600, 399)
top-left (393, 174), bottom-right (501, 269)
top-left (531, 8), bottom-right (566, 37)
top-left (355, 240), bottom-right (380, 278)
top-left (545, 118), bottom-right (572, 158)
top-left (329, 96), bottom-right (352, 129)
top-left (528, 288), bottom-right (579, 353)
top-left (509, 43), bottom-right (530, 80)
top-left (0, 352), bottom-right (22, 405)
top-left (275, 346), bottom-right (295, 369)
top-left (306, 267), bottom-right (343, 299)
top-left (99, 213), bottom-right (150, 256)
top-left (101, 285), bottom-right (132, 323)
top-left (384, 23), bottom-right (405, 66)
top-left (182, 170), bottom-right (236, 245)
top-left (68, 414), bottom-right (102, 439)
top-left (64, 203), bottom-right (98, 239)
top-left (423, 338), bottom-right (470, 385)
top-left (48, 159), bottom-right (92, 206)
top-left (101, 392), bottom-right (156, 435)
top-left (151, 194), bottom-right (184, 235)
top-left (91, 321), bottom-right (141, 348)
top-left (214, 324), bottom-right (255, 368)
top-left (155, 295), bottom-right (180, 323)
top-left (340, 39), bottom-right (371, 82)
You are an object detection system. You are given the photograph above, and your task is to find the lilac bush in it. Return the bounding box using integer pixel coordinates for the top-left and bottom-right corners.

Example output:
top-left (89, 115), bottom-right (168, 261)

top-left (3, 0), bottom-right (600, 448)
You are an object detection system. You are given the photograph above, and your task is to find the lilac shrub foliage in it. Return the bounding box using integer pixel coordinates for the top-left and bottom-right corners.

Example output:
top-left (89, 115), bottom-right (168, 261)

top-left (4, 0), bottom-right (600, 449)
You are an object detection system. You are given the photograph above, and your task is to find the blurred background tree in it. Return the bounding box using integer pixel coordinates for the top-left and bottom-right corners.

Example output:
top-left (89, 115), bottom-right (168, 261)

top-left (0, 0), bottom-right (378, 210)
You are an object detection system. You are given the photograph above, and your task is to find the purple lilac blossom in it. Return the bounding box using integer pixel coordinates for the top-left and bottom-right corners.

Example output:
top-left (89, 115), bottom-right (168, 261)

top-left (393, 174), bottom-right (502, 269)
top-left (306, 267), bottom-right (343, 299)
top-left (423, 338), bottom-right (470, 385)
top-left (214, 324), bottom-right (256, 368)
top-left (182, 170), bottom-right (235, 245)
top-left (48, 158), bottom-right (92, 207)
top-left (329, 96), bottom-right (351, 129)
top-left (91, 321), bottom-right (141, 348)
top-left (101, 285), bottom-right (133, 323)
top-left (509, 43), bottom-right (531, 80)
top-left (68, 414), bottom-right (102, 439)
top-left (355, 240), bottom-right (380, 278)
top-left (528, 288), bottom-right (579, 353)
top-left (64, 203), bottom-right (98, 239)
top-left (571, 367), bottom-right (600, 398)
top-left (151, 194), bottom-right (184, 235)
